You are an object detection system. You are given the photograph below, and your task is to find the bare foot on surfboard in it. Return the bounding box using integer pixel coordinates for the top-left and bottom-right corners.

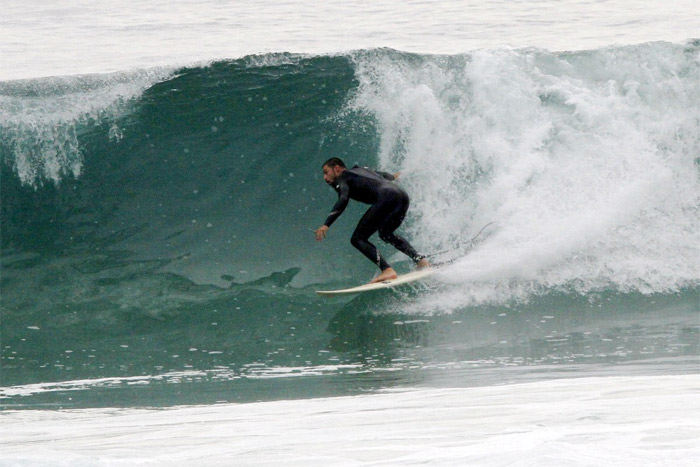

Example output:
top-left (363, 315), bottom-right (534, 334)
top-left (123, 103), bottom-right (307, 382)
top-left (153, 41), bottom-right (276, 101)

top-left (369, 268), bottom-right (399, 284)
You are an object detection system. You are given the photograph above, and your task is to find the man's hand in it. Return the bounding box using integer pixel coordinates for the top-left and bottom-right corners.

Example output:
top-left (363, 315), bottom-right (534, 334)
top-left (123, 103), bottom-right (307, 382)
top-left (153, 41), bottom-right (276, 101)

top-left (315, 225), bottom-right (329, 241)
top-left (393, 172), bottom-right (401, 180)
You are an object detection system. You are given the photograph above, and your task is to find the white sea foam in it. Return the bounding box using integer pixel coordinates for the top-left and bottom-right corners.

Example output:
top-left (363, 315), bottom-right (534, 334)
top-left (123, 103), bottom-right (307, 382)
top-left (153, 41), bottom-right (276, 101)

top-left (350, 44), bottom-right (700, 309)
top-left (1, 374), bottom-right (698, 466)
top-left (0, 365), bottom-right (368, 399)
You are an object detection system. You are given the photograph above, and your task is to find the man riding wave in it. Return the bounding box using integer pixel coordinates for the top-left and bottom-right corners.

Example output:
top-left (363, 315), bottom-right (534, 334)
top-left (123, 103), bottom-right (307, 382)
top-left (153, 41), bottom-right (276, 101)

top-left (315, 158), bottom-right (430, 283)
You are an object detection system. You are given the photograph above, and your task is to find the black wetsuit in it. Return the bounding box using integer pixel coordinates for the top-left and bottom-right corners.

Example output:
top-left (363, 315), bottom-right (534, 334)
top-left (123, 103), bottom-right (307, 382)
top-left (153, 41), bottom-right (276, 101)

top-left (324, 166), bottom-right (425, 271)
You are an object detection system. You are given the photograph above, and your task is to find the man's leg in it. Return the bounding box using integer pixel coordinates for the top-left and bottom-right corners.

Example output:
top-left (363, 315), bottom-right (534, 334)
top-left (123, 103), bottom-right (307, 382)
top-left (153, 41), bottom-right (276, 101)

top-left (378, 195), bottom-right (429, 267)
top-left (350, 204), bottom-right (398, 283)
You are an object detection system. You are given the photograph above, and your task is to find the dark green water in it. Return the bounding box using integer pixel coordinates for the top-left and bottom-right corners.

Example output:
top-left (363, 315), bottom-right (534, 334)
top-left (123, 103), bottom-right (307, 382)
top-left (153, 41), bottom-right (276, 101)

top-left (2, 47), bottom-right (698, 408)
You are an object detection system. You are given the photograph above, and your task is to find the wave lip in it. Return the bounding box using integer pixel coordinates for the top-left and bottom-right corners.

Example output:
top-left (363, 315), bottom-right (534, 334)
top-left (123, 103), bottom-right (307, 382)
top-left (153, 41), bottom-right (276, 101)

top-left (0, 68), bottom-right (175, 186)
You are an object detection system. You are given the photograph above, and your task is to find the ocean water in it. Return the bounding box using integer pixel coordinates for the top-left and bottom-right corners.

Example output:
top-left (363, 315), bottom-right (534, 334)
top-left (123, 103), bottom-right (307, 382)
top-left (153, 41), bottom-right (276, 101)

top-left (1, 1), bottom-right (699, 465)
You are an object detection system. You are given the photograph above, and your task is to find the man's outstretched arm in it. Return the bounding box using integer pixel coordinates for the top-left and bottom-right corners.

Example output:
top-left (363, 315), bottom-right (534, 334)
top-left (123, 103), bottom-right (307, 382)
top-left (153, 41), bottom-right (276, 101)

top-left (315, 180), bottom-right (349, 241)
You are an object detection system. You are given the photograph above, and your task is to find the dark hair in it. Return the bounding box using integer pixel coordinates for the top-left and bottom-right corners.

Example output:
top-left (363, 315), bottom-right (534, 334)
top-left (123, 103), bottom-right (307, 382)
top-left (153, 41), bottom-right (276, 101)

top-left (322, 157), bottom-right (346, 169)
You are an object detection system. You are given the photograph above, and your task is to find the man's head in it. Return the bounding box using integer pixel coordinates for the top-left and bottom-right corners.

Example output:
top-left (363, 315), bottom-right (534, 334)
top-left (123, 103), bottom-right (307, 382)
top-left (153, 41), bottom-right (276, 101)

top-left (322, 157), bottom-right (346, 185)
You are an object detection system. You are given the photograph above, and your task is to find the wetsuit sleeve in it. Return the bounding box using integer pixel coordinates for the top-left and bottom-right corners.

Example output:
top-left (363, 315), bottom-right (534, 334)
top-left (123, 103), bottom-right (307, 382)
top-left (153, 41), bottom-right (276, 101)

top-left (323, 179), bottom-right (350, 227)
top-left (375, 170), bottom-right (395, 181)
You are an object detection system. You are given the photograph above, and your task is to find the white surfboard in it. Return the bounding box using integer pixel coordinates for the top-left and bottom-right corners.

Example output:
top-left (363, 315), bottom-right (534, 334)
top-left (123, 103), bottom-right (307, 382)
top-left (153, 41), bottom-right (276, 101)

top-left (316, 267), bottom-right (436, 296)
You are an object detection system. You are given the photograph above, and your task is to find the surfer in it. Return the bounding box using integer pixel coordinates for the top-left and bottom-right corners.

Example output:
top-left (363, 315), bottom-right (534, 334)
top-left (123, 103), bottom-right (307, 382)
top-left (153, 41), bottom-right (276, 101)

top-left (315, 157), bottom-right (430, 283)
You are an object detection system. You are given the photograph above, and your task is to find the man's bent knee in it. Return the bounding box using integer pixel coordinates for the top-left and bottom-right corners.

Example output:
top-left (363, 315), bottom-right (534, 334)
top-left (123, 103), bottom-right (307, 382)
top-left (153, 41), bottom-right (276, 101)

top-left (350, 232), bottom-right (366, 249)
top-left (378, 231), bottom-right (393, 244)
